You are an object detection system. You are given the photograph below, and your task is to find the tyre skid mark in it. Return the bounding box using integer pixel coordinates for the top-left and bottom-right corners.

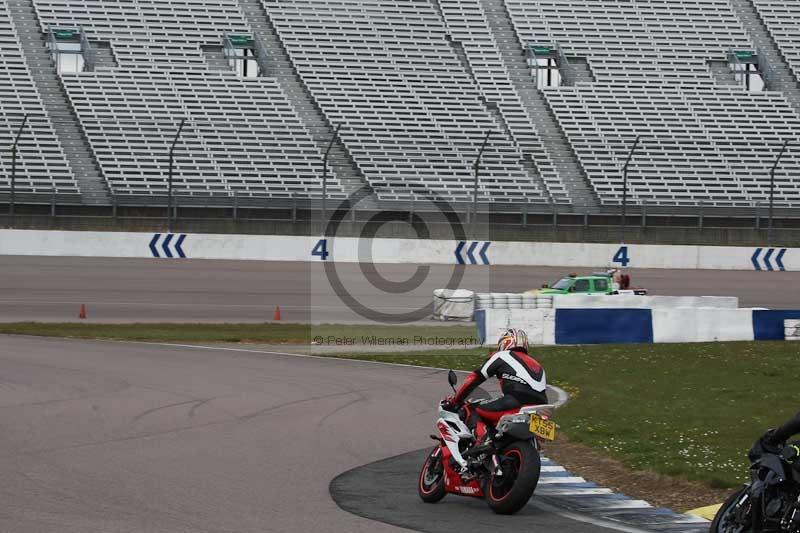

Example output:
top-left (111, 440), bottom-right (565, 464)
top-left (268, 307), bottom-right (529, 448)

top-left (131, 398), bottom-right (210, 424)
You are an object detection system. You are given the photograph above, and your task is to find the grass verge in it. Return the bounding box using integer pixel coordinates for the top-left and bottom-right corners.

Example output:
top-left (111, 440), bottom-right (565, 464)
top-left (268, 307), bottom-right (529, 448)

top-left (0, 322), bottom-right (477, 346)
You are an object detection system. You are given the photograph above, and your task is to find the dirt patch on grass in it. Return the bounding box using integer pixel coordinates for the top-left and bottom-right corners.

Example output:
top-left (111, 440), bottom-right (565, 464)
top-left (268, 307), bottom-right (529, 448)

top-left (542, 435), bottom-right (733, 513)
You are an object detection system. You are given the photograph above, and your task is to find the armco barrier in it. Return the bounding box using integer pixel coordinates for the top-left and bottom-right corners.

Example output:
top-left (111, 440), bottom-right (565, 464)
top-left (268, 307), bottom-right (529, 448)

top-left (753, 310), bottom-right (800, 341)
top-left (555, 309), bottom-right (654, 345)
top-left (0, 229), bottom-right (796, 271)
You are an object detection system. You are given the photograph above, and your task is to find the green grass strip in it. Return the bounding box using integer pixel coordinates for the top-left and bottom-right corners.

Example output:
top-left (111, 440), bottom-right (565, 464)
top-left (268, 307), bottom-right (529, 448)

top-left (0, 322), bottom-right (477, 346)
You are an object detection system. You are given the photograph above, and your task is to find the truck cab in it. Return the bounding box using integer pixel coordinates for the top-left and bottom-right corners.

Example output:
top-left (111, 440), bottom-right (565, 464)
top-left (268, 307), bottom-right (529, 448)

top-left (527, 271), bottom-right (647, 296)
top-left (537, 274), bottom-right (613, 295)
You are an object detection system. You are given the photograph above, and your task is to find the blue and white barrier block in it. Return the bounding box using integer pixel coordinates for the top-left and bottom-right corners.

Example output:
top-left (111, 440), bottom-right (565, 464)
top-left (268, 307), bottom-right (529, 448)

top-left (555, 309), bottom-right (654, 345)
top-left (753, 310), bottom-right (800, 341)
top-left (786, 320), bottom-right (800, 341)
top-left (477, 307), bottom-right (800, 346)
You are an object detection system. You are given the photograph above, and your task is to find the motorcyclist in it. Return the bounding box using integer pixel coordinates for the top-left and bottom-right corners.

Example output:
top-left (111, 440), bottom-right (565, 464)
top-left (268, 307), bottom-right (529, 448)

top-left (750, 410), bottom-right (800, 460)
top-left (442, 328), bottom-right (548, 427)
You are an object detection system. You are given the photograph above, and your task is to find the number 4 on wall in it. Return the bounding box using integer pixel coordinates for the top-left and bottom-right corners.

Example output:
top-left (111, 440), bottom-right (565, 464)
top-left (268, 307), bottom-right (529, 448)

top-left (613, 246), bottom-right (630, 267)
top-left (312, 239), bottom-right (329, 261)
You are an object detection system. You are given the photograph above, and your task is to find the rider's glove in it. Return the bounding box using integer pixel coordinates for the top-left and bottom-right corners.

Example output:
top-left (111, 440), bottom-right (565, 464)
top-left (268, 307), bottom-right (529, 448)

top-left (781, 443), bottom-right (800, 464)
top-left (441, 396), bottom-right (458, 412)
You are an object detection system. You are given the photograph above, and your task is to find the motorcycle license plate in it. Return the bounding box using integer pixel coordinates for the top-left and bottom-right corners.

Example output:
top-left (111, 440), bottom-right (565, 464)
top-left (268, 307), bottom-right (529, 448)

top-left (529, 414), bottom-right (556, 441)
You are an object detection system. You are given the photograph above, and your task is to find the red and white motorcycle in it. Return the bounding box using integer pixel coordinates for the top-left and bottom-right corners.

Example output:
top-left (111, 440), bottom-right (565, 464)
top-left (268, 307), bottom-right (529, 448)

top-left (418, 370), bottom-right (556, 515)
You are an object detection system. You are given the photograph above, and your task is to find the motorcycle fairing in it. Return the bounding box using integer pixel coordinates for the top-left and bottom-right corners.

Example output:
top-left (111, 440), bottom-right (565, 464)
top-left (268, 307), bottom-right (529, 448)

top-left (437, 406), bottom-right (472, 469)
top-left (438, 441), bottom-right (485, 498)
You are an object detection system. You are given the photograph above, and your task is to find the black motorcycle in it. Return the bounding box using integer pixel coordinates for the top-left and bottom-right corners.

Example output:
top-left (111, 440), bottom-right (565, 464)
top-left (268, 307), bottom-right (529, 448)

top-left (711, 442), bottom-right (800, 532)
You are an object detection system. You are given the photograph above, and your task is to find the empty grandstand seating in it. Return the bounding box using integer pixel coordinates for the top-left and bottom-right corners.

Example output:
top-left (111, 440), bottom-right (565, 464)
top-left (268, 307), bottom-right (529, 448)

top-left (32, 0), bottom-right (252, 69)
top-left (438, 0), bottom-right (570, 202)
top-left (262, 0), bottom-right (548, 203)
top-left (506, 0), bottom-right (752, 84)
top-left (2, 0), bottom-right (798, 207)
top-left (548, 85), bottom-right (800, 206)
top-left (62, 71), bottom-right (347, 197)
top-left (0, 1), bottom-right (78, 195)
top-left (507, 0), bottom-right (800, 206)
top-left (32, 0), bottom-right (347, 198)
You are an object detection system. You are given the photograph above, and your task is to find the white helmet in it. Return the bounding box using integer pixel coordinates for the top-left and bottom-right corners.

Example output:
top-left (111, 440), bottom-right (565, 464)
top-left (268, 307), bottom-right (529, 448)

top-left (497, 328), bottom-right (529, 353)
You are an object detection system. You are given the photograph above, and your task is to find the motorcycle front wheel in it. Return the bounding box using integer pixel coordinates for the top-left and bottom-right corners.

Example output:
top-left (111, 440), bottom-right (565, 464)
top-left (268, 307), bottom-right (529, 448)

top-left (485, 440), bottom-right (541, 515)
top-left (710, 487), bottom-right (751, 533)
top-left (418, 446), bottom-right (447, 503)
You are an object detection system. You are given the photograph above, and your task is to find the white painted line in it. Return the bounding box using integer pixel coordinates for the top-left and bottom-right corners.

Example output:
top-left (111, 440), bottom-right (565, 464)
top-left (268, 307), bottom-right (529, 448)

top-left (537, 488), bottom-right (614, 496)
top-left (540, 465), bottom-right (567, 473)
top-left (594, 500), bottom-right (652, 509)
top-left (130, 341), bottom-right (571, 407)
top-left (538, 476), bottom-right (587, 484)
top-left (530, 499), bottom-right (657, 533)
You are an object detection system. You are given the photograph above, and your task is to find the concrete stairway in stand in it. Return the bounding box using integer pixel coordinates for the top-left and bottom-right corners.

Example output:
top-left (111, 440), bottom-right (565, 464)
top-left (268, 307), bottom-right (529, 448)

top-left (730, 0), bottom-right (800, 116)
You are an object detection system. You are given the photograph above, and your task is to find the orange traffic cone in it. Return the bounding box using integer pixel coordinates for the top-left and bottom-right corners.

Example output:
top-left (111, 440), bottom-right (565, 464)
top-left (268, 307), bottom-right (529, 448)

top-left (79, 304), bottom-right (87, 320)
top-left (273, 306), bottom-right (282, 321)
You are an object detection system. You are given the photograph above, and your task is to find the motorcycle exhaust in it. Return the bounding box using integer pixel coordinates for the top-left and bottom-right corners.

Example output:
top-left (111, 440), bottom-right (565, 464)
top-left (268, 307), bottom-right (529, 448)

top-left (462, 442), bottom-right (494, 458)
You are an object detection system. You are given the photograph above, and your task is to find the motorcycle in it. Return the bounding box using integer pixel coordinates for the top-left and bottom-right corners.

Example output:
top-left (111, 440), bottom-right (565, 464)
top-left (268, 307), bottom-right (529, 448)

top-left (710, 441), bottom-right (800, 532)
top-left (417, 370), bottom-right (556, 515)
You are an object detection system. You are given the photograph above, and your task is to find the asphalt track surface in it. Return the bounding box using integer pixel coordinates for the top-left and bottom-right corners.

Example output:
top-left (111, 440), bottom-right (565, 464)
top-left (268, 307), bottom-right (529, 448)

top-left (0, 256), bottom-right (797, 323)
top-left (332, 449), bottom-right (708, 533)
top-left (1, 335), bottom-right (623, 533)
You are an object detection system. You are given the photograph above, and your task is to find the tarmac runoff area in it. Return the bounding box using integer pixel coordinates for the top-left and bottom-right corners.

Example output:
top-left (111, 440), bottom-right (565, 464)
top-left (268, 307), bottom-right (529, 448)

top-left (0, 256), bottom-right (797, 323)
top-left (0, 335), bottom-right (710, 533)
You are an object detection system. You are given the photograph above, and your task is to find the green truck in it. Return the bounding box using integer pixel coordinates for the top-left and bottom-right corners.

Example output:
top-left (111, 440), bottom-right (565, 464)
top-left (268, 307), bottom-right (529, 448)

top-left (527, 272), bottom-right (647, 296)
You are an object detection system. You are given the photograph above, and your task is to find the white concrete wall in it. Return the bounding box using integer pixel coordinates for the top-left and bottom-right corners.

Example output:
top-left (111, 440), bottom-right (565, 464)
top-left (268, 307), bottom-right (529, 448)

top-left (651, 308), bottom-right (755, 343)
top-left (0, 230), bottom-right (462, 264)
top-left (0, 229), bottom-right (794, 271)
top-left (480, 308), bottom-right (556, 346)
top-left (490, 241), bottom-right (793, 271)
top-left (553, 295), bottom-right (740, 309)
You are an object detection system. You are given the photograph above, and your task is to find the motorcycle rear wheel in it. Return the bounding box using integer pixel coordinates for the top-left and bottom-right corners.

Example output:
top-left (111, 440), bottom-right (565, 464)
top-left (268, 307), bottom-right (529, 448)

top-left (710, 487), bottom-right (750, 533)
top-left (418, 446), bottom-right (447, 503)
top-left (485, 441), bottom-right (541, 515)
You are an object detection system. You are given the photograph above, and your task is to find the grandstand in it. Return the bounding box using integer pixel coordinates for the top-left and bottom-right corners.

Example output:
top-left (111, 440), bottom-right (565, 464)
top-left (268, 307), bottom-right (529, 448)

top-left (1, 0), bottom-right (799, 210)
top-left (0, 1), bottom-right (78, 198)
